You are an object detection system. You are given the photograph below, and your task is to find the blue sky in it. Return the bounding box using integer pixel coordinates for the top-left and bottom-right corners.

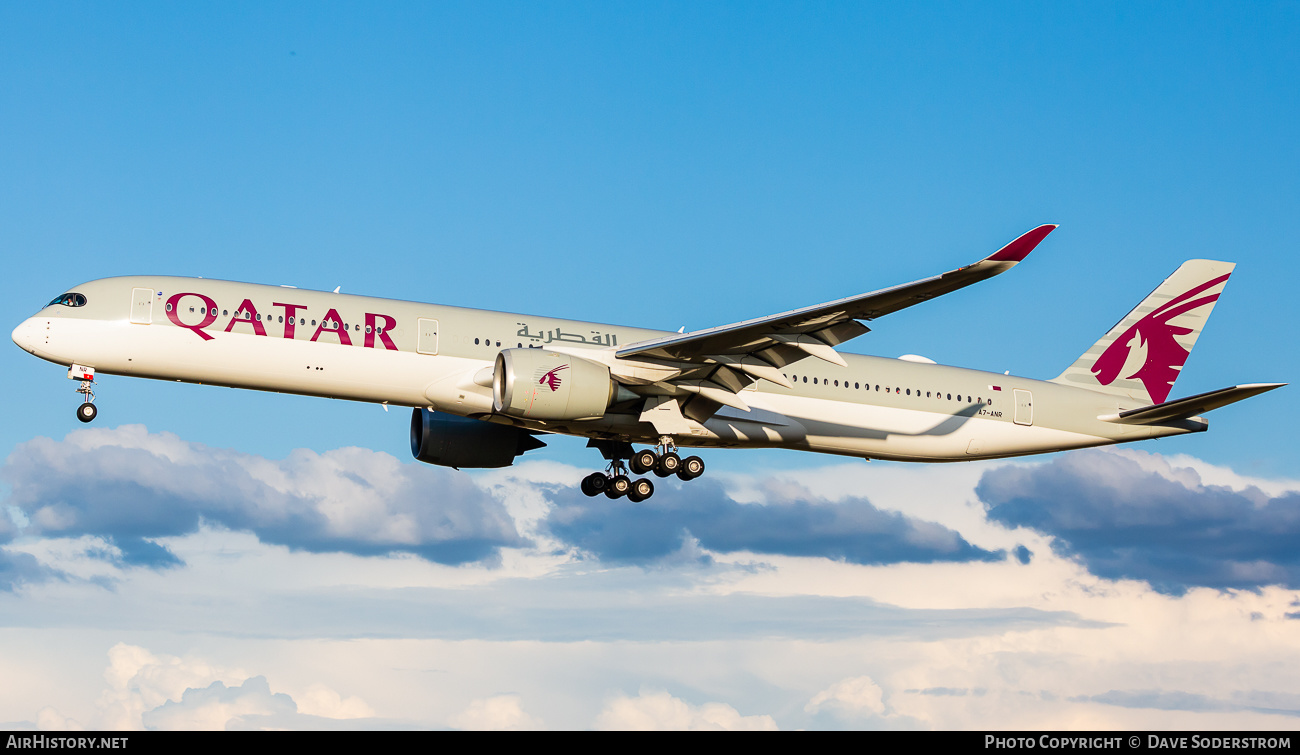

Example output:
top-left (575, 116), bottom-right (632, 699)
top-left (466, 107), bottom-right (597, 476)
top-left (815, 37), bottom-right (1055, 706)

top-left (1, 2), bottom-right (1298, 730)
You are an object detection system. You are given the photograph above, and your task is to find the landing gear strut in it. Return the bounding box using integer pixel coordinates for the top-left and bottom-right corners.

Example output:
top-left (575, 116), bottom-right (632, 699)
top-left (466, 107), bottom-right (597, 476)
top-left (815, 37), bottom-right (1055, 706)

top-left (581, 437), bottom-right (705, 501)
top-left (70, 364), bottom-right (97, 423)
top-left (581, 455), bottom-right (655, 502)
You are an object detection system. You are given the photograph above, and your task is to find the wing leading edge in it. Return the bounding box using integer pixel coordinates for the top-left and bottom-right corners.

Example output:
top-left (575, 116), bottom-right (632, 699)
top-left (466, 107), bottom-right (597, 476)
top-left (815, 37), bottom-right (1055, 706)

top-left (616, 224), bottom-right (1057, 372)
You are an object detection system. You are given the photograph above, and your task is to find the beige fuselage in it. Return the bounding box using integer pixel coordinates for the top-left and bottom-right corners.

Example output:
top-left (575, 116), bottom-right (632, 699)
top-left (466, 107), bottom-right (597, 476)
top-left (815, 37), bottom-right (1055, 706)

top-left (12, 276), bottom-right (1202, 462)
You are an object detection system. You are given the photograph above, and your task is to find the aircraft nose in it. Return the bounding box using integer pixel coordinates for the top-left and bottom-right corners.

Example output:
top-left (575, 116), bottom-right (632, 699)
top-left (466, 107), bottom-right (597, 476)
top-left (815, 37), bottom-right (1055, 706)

top-left (11, 317), bottom-right (39, 353)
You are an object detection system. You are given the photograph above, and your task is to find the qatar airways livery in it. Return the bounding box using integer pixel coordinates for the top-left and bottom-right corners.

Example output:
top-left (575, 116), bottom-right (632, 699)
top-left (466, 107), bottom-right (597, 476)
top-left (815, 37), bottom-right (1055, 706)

top-left (11, 226), bottom-right (1283, 501)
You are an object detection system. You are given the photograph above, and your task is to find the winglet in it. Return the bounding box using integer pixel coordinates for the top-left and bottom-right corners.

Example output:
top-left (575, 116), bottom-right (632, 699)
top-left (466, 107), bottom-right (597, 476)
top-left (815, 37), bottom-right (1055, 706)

top-left (986, 224), bottom-right (1058, 263)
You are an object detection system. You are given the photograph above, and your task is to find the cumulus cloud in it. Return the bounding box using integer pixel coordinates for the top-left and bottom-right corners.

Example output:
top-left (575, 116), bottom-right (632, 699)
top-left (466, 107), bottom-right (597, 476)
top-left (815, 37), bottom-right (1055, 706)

top-left (0, 548), bottom-right (61, 592)
top-left (595, 690), bottom-right (777, 731)
top-left (82, 643), bottom-right (385, 730)
top-left (0, 426), bottom-right (524, 566)
top-left (545, 477), bottom-right (1004, 566)
top-left (978, 450), bottom-right (1300, 594)
top-left (141, 676), bottom-right (295, 730)
top-left (806, 675), bottom-right (888, 717)
top-left (448, 694), bottom-right (543, 730)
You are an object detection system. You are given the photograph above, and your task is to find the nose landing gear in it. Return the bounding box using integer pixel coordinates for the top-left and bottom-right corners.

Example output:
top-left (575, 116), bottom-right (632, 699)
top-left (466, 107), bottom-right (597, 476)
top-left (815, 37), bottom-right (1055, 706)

top-left (69, 364), bottom-right (98, 423)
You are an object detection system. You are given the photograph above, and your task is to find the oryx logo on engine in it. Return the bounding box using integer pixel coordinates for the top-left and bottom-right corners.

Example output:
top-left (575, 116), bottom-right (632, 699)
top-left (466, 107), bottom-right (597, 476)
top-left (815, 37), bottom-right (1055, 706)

top-left (537, 364), bottom-right (569, 391)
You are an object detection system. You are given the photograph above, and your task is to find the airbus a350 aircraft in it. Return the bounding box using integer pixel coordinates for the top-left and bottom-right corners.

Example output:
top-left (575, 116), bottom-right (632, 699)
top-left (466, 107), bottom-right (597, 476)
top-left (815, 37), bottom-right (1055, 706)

top-left (11, 226), bottom-right (1283, 501)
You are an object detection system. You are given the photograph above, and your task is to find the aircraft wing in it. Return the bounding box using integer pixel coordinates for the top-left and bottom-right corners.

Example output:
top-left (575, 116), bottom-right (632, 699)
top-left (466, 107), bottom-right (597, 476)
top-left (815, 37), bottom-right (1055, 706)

top-left (616, 225), bottom-right (1057, 376)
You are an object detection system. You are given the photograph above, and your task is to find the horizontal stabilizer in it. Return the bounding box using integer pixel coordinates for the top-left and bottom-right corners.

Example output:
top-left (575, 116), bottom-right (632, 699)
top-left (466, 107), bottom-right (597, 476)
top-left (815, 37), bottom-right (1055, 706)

top-left (1099, 383), bottom-right (1285, 425)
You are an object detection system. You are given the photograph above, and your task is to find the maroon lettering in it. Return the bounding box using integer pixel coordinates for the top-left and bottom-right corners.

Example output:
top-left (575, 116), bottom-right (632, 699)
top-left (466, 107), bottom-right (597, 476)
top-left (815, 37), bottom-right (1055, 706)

top-left (274, 302), bottom-right (307, 339)
top-left (165, 293), bottom-right (218, 341)
top-left (310, 308), bottom-right (352, 346)
top-left (365, 313), bottom-right (398, 350)
top-left (224, 299), bottom-right (267, 336)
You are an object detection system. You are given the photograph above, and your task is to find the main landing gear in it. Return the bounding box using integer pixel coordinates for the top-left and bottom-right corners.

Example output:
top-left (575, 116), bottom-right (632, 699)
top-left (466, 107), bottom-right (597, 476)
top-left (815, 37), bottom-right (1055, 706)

top-left (581, 437), bottom-right (706, 502)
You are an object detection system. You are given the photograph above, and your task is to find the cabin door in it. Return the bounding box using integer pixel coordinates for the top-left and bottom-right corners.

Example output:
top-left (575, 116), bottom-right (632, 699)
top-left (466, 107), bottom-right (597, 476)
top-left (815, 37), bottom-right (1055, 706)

top-left (1013, 389), bottom-right (1033, 426)
top-left (417, 318), bottom-right (440, 355)
top-left (129, 288), bottom-right (154, 324)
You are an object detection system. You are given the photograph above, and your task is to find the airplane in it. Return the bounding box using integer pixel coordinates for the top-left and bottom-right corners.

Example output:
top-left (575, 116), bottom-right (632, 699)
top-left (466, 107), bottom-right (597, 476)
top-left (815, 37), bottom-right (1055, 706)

top-left (11, 225), bottom-right (1283, 502)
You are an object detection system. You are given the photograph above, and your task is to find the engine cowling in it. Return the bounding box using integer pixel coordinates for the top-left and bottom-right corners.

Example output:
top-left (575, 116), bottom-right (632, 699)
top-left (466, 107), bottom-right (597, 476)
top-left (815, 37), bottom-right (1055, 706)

top-left (492, 348), bottom-right (614, 421)
top-left (410, 408), bottom-right (546, 468)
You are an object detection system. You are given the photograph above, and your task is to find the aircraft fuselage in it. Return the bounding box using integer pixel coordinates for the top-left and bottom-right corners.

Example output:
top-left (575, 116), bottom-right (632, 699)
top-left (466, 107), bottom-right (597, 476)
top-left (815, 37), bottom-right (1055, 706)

top-left (11, 275), bottom-right (1200, 463)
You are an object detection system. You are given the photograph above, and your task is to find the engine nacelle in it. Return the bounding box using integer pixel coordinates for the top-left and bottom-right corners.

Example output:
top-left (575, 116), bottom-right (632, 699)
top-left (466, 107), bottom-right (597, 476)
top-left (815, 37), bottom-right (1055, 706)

top-left (493, 348), bottom-right (614, 421)
top-left (410, 408), bottom-right (546, 468)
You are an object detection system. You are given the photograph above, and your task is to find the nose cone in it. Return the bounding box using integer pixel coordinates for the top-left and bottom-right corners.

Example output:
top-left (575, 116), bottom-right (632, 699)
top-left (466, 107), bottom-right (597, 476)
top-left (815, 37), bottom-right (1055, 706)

top-left (11, 318), bottom-right (39, 354)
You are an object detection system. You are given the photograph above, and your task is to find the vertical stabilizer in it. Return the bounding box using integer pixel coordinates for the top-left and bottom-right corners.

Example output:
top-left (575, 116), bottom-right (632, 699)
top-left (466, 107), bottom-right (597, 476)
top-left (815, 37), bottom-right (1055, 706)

top-left (1051, 260), bottom-right (1235, 404)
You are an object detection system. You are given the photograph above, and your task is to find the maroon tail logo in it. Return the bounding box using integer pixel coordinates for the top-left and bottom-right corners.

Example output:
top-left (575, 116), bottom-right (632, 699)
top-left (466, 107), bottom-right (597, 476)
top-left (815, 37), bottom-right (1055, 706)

top-left (1091, 274), bottom-right (1229, 404)
top-left (539, 364), bottom-right (569, 392)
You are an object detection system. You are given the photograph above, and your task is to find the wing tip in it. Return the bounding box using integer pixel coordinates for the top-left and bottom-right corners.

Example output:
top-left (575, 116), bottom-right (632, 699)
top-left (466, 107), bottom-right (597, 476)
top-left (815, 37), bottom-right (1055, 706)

top-left (986, 224), bottom-right (1058, 263)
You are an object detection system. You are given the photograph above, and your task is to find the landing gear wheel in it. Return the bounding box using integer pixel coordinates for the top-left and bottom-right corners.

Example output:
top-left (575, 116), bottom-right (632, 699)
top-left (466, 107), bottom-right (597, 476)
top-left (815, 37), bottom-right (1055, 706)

top-left (604, 475), bottom-right (631, 499)
top-left (654, 452), bottom-right (681, 478)
top-left (76, 402), bottom-right (97, 423)
top-left (630, 449), bottom-right (658, 475)
top-left (677, 455), bottom-right (705, 481)
top-left (627, 478), bottom-right (655, 503)
top-left (581, 472), bottom-right (608, 497)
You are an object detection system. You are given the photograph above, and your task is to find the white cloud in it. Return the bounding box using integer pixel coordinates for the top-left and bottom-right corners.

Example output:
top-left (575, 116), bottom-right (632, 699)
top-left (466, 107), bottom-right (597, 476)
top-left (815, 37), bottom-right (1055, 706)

top-left (595, 690), bottom-right (778, 731)
top-left (95, 644), bottom-right (241, 731)
top-left (141, 676), bottom-right (294, 731)
top-left (1, 429), bottom-right (1299, 730)
top-left (806, 675), bottom-right (887, 717)
top-left (295, 684), bottom-right (376, 720)
top-left (35, 707), bottom-right (82, 731)
top-left (448, 694), bottom-right (542, 730)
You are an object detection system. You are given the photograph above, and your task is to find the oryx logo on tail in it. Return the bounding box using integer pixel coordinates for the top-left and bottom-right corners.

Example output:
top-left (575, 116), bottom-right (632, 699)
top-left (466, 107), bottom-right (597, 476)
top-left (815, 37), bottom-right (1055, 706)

top-left (1090, 273), bottom-right (1230, 404)
top-left (537, 364), bottom-right (569, 392)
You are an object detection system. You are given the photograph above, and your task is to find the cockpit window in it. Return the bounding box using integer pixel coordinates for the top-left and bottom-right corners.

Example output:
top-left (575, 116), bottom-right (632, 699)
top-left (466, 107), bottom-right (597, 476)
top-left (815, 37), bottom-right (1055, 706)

top-left (48, 293), bottom-right (87, 308)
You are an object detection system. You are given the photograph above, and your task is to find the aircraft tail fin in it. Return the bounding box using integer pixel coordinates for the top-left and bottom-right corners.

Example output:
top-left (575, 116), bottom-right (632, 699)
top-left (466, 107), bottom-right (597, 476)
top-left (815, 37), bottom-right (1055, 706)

top-left (1050, 260), bottom-right (1235, 404)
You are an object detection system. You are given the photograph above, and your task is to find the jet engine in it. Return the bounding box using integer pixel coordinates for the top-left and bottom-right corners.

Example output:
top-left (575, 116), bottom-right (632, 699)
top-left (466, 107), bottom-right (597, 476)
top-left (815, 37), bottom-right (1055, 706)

top-left (492, 348), bottom-right (616, 421)
top-left (410, 408), bottom-right (546, 468)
